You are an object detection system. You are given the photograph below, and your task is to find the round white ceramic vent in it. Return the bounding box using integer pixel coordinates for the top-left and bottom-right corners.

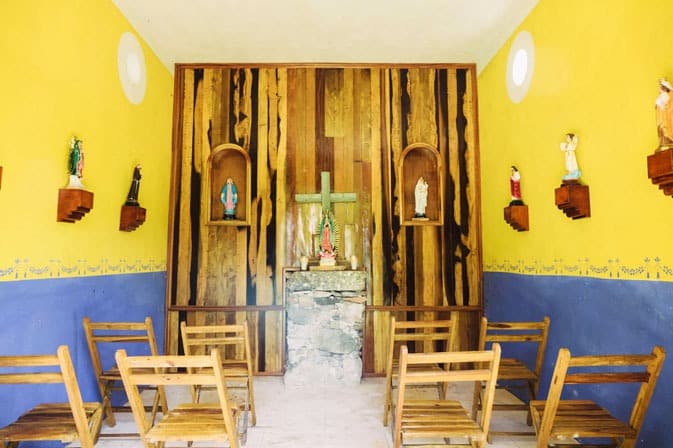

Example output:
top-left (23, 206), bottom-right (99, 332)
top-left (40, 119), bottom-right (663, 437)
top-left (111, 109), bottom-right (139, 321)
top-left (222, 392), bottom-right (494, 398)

top-left (506, 31), bottom-right (534, 103)
top-left (118, 32), bottom-right (146, 104)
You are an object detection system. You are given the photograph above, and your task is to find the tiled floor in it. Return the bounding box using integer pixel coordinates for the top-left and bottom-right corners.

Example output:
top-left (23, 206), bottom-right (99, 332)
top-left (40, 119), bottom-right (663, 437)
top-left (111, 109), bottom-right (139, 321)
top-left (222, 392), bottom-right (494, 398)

top-left (85, 377), bottom-right (540, 447)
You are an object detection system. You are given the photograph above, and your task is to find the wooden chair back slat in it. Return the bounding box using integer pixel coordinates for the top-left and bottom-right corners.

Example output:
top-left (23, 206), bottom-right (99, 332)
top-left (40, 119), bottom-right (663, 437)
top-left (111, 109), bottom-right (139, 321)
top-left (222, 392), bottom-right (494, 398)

top-left (565, 372), bottom-right (650, 384)
top-left (0, 345), bottom-right (104, 448)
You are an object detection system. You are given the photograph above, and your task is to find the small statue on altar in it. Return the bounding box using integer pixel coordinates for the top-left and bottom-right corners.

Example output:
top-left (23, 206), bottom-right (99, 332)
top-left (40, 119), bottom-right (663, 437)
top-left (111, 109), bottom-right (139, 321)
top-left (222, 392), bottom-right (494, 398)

top-left (413, 176), bottom-right (428, 219)
top-left (125, 164), bottom-right (142, 206)
top-left (318, 211), bottom-right (337, 266)
top-left (509, 166), bottom-right (524, 205)
top-left (220, 177), bottom-right (238, 220)
top-left (560, 133), bottom-right (581, 181)
top-left (67, 136), bottom-right (85, 189)
top-left (655, 78), bottom-right (673, 151)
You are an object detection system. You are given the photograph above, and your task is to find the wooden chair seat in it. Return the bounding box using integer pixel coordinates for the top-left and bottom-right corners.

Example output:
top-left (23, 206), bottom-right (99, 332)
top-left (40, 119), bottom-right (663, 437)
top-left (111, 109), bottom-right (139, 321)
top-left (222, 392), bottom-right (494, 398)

top-left (530, 400), bottom-right (636, 442)
top-left (400, 399), bottom-right (484, 439)
top-left (0, 402), bottom-right (103, 443)
top-left (498, 358), bottom-right (538, 381)
top-left (145, 403), bottom-right (240, 442)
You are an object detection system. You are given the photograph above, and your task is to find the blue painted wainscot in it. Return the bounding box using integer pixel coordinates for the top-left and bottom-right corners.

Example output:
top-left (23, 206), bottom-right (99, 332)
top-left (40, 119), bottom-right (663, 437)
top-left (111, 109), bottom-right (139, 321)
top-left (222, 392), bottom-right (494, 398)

top-left (0, 272), bottom-right (166, 447)
top-left (484, 272), bottom-right (673, 447)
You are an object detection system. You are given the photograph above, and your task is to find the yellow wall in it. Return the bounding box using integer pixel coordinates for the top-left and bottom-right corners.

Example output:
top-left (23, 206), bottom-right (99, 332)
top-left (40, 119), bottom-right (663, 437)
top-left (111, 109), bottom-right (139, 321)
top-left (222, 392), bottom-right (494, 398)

top-left (0, 1), bottom-right (173, 281)
top-left (478, 0), bottom-right (673, 281)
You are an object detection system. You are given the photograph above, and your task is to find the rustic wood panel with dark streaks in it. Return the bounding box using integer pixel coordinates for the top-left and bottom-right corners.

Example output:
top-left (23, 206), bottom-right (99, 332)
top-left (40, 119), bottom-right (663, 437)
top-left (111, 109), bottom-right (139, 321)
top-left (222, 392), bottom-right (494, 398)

top-left (167, 64), bottom-right (482, 374)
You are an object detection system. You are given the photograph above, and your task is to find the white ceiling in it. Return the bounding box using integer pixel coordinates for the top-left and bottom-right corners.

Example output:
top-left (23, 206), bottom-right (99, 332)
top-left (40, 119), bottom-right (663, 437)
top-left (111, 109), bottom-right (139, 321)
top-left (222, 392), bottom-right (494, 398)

top-left (113, 0), bottom-right (538, 73)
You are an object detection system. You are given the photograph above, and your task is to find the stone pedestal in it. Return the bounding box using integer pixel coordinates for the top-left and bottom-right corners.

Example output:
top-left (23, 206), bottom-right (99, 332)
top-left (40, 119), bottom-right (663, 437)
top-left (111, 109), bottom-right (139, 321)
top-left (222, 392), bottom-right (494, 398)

top-left (284, 270), bottom-right (366, 386)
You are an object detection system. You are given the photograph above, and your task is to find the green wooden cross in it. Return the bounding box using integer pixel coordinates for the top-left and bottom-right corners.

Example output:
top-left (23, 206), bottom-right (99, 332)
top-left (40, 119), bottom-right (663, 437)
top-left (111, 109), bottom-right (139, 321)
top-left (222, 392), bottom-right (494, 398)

top-left (294, 171), bottom-right (357, 210)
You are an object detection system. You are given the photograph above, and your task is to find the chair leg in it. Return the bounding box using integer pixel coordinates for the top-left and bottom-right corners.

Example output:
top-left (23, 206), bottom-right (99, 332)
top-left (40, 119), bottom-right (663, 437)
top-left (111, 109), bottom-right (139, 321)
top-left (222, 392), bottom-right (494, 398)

top-left (383, 379), bottom-right (392, 426)
top-left (247, 380), bottom-right (256, 426)
top-left (439, 381), bottom-right (447, 399)
top-left (102, 381), bottom-right (116, 426)
top-left (471, 381), bottom-right (482, 420)
top-left (525, 380), bottom-right (536, 426)
top-left (150, 389), bottom-right (161, 425)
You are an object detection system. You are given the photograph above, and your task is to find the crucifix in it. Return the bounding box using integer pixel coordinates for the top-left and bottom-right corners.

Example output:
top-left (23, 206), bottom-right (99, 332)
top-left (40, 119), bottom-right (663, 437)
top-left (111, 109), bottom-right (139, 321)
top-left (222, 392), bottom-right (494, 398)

top-left (295, 171), bottom-right (357, 264)
top-left (294, 171), bottom-right (357, 211)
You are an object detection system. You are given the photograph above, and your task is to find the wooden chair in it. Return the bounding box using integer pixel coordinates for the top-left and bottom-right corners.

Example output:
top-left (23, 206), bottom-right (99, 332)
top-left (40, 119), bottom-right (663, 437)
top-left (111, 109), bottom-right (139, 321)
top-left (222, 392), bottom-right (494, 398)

top-left (530, 345), bottom-right (665, 448)
top-left (471, 316), bottom-right (550, 440)
top-left (83, 316), bottom-right (168, 426)
top-left (383, 316), bottom-right (458, 426)
top-left (180, 320), bottom-right (257, 426)
top-left (392, 343), bottom-right (501, 448)
top-left (0, 345), bottom-right (105, 448)
top-left (116, 348), bottom-right (242, 448)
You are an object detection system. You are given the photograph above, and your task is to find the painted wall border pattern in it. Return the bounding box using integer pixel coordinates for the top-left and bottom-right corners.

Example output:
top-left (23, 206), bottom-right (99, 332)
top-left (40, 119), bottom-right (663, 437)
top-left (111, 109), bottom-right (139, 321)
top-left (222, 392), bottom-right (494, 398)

top-left (484, 257), bottom-right (673, 281)
top-left (0, 257), bottom-right (166, 282)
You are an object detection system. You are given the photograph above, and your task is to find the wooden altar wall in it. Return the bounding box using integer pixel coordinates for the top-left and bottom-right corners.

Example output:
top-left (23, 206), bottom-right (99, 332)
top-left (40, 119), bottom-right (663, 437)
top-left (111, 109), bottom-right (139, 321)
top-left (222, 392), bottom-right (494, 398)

top-left (166, 64), bottom-right (482, 374)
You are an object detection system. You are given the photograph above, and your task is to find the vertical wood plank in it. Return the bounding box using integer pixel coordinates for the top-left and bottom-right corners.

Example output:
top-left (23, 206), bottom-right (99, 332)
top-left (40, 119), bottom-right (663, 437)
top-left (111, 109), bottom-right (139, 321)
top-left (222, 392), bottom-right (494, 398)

top-left (195, 69), bottom-right (215, 326)
top-left (210, 69), bottom-right (231, 147)
top-left (463, 68), bottom-right (481, 307)
top-left (255, 69), bottom-right (280, 372)
top-left (269, 68), bottom-right (288, 372)
top-left (172, 68), bottom-right (195, 355)
top-left (370, 68), bottom-right (388, 373)
top-left (324, 69), bottom-right (344, 137)
top-left (390, 69), bottom-right (407, 307)
top-left (447, 69), bottom-right (463, 306)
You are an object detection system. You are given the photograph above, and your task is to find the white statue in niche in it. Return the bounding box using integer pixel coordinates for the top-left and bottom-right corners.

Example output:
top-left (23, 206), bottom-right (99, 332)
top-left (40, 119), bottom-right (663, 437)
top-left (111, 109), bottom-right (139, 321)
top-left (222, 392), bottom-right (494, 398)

top-left (560, 133), bottom-right (581, 181)
top-left (413, 176), bottom-right (429, 219)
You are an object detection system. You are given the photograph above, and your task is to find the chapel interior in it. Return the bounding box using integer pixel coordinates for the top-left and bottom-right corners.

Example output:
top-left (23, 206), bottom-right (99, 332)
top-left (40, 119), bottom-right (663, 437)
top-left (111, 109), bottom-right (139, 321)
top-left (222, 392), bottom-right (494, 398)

top-left (1, 1), bottom-right (672, 447)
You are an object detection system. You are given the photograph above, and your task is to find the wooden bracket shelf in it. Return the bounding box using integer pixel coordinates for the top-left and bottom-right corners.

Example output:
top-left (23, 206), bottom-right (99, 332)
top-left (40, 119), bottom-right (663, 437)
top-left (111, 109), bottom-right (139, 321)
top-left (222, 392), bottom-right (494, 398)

top-left (503, 204), bottom-right (529, 231)
top-left (647, 148), bottom-right (673, 197)
top-left (554, 180), bottom-right (590, 219)
top-left (57, 189), bottom-right (93, 223)
top-left (119, 205), bottom-right (146, 231)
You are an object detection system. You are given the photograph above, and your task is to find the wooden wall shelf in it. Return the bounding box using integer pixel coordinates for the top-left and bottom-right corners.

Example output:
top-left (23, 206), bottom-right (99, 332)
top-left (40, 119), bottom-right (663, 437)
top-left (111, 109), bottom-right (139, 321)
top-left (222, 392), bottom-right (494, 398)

top-left (57, 188), bottom-right (93, 223)
top-left (554, 180), bottom-right (590, 219)
top-left (399, 143), bottom-right (443, 226)
top-left (205, 143), bottom-right (251, 225)
top-left (647, 148), bottom-right (673, 197)
top-left (503, 204), bottom-right (529, 231)
top-left (119, 205), bottom-right (146, 231)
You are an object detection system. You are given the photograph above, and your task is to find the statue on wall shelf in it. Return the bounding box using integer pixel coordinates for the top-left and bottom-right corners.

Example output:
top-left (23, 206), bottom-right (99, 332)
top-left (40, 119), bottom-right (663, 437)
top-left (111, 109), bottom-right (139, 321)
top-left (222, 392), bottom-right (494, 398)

top-left (509, 166), bottom-right (524, 205)
top-left (413, 176), bottom-right (429, 220)
top-left (125, 164), bottom-right (142, 206)
top-left (655, 78), bottom-right (673, 151)
top-left (560, 133), bottom-right (581, 181)
top-left (220, 177), bottom-right (238, 220)
top-left (67, 136), bottom-right (85, 189)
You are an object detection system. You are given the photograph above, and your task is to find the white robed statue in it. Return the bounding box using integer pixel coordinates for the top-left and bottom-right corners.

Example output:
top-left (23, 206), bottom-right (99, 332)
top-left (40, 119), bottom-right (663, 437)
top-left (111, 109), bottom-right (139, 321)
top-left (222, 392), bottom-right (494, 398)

top-left (414, 176), bottom-right (428, 218)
